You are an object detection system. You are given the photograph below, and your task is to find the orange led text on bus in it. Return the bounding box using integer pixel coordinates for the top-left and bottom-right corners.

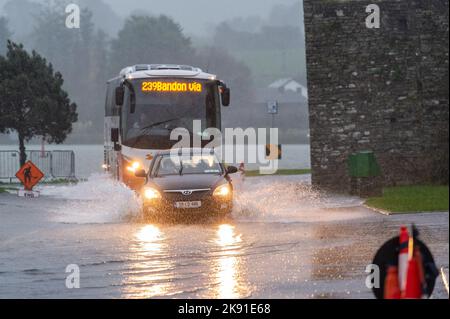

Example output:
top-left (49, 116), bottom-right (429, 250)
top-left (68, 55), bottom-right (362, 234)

top-left (141, 81), bottom-right (203, 93)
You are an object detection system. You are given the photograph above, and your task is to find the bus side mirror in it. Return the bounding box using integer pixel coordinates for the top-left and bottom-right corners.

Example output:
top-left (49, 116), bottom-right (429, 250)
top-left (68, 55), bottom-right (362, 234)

top-left (111, 128), bottom-right (119, 143)
top-left (221, 87), bottom-right (230, 106)
top-left (115, 86), bottom-right (124, 106)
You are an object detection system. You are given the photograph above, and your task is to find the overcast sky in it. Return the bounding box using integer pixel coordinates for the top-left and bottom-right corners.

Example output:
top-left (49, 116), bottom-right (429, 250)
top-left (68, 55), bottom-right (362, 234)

top-left (107, 0), bottom-right (298, 29)
top-left (1, 0), bottom-right (300, 35)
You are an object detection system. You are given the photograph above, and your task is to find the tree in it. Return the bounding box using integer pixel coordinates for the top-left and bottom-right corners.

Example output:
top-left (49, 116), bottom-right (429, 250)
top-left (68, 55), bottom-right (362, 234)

top-left (0, 17), bottom-right (12, 56)
top-left (76, 0), bottom-right (122, 36)
top-left (31, 3), bottom-right (109, 139)
top-left (194, 46), bottom-right (253, 102)
top-left (0, 41), bottom-right (78, 166)
top-left (109, 15), bottom-right (194, 74)
top-left (194, 46), bottom-right (255, 128)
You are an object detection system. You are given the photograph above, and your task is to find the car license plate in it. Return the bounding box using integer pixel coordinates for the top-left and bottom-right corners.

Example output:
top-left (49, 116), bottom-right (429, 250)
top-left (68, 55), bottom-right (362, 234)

top-left (174, 201), bottom-right (202, 209)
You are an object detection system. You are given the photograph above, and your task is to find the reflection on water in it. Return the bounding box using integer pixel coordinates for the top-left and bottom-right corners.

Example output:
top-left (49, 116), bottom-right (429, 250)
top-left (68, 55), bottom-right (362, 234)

top-left (216, 224), bottom-right (242, 246)
top-left (122, 225), bottom-right (174, 298)
top-left (211, 224), bottom-right (249, 298)
top-left (136, 225), bottom-right (163, 250)
top-left (122, 223), bottom-right (250, 298)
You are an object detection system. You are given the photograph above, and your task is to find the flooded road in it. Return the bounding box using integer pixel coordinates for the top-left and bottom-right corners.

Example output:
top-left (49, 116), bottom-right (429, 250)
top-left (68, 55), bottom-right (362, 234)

top-left (0, 174), bottom-right (448, 298)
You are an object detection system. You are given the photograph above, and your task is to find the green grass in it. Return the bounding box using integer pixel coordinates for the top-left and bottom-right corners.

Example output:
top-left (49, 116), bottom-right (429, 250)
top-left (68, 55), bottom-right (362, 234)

top-left (0, 186), bottom-right (18, 193)
top-left (0, 178), bottom-right (82, 193)
top-left (366, 185), bottom-right (449, 213)
top-left (39, 178), bottom-right (82, 185)
top-left (245, 168), bottom-right (311, 177)
top-left (0, 178), bottom-right (81, 186)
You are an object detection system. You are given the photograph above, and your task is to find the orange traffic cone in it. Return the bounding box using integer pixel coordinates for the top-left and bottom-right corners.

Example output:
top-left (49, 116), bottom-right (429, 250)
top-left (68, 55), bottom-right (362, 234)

top-left (384, 266), bottom-right (401, 299)
top-left (398, 226), bottom-right (409, 293)
top-left (403, 257), bottom-right (422, 298)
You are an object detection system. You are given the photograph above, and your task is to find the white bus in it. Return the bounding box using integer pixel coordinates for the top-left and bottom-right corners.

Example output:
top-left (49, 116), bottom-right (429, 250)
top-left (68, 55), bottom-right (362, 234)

top-left (103, 64), bottom-right (230, 189)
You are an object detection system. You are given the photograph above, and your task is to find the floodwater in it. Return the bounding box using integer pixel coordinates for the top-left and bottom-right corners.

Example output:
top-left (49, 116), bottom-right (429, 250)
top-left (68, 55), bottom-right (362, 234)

top-left (0, 174), bottom-right (448, 298)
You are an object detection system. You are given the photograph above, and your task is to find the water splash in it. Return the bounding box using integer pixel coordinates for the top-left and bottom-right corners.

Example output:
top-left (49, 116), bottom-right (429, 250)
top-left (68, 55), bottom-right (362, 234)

top-left (232, 175), bottom-right (366, 223)
top-left (40, 173), bottom-right (366, 224)
top-left (42, 173), bottom-right (142, 224)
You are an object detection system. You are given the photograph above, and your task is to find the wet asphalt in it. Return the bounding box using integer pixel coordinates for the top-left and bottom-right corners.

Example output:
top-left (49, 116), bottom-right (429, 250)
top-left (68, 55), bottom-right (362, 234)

top-left (0, 175), bottom-right (448, 299)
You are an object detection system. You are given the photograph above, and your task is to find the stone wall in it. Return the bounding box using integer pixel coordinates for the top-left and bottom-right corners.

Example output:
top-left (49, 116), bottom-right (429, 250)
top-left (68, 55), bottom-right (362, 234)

top-left (303, 0), bottom-right (449, 191)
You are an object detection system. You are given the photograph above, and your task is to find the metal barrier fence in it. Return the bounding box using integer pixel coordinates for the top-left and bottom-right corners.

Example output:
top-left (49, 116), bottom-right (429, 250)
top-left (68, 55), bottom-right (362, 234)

top-left (0, 150), bottom-right (75, 182)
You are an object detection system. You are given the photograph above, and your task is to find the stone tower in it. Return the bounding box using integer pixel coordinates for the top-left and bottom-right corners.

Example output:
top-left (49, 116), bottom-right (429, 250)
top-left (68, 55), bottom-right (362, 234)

top-left (303, 0), bottom-right (449, 191)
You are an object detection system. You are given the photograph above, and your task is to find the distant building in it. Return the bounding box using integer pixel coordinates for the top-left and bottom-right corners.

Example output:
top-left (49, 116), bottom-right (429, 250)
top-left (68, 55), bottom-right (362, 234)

top-left (268, 78), bottom-right (308, 98)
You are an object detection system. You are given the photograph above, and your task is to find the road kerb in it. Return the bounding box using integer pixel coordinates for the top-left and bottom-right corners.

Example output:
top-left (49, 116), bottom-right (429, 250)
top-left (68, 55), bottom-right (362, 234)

top-left (363, 204), bottom-right (391, 216)
top-left (363, 205), bottom-right (449, 216)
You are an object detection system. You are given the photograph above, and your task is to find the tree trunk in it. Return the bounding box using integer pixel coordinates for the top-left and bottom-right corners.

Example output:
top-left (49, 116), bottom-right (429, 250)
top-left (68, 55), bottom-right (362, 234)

top-left (18, 133), bottom-right (27, 167)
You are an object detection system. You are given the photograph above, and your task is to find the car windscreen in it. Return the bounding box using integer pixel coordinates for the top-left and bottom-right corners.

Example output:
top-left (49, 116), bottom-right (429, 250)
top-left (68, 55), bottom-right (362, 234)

top-left (153, 154), bottom-right (222, 176)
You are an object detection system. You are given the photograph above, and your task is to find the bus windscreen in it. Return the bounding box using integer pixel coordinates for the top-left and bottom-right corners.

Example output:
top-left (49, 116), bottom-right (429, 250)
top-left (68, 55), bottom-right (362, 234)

top-left (121, 78), bottom-right (220, 149)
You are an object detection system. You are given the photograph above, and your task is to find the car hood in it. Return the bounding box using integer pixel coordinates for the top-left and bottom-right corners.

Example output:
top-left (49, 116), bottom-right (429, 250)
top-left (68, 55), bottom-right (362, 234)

top-left (150, 174), bottom-right (225, 191)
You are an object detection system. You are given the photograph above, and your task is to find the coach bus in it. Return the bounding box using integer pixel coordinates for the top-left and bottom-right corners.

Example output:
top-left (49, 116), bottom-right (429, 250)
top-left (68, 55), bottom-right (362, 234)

top-left (103, 64), bottom-right (230, 188)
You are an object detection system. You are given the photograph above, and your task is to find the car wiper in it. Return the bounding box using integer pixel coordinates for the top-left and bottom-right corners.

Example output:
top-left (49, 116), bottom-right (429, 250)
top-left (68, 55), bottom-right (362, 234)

top-left (139, 118), bottom-right (181, 134)
top-left (130, 118), bottom-right (181, 148)
top-left (179, 160), bottom-right (184, 176)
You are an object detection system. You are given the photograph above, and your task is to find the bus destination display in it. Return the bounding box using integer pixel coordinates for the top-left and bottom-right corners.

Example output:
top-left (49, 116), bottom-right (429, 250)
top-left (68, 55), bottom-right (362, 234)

top-left (141, 81), bottom-right (203, 93)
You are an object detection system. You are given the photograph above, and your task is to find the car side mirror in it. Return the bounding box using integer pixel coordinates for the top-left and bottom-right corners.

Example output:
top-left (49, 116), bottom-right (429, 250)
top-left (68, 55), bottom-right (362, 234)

top-left (221, 87), bottom-right (230, 106)
top-left (115, 86), bottom-right (124, 106)
top-left (111, 128), bottom-right (119, 143)
top-left (134, 169), bottom-right (147, 178)
top-left (114, 143), bottom-right (121, 151)
top-left (226, 166), bottom-right (238, 174)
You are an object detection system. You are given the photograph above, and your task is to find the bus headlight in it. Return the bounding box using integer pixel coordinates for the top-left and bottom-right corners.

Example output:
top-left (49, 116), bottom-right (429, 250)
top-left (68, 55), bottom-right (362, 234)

top-left (143, 187), bottom-right (161, 200)
top-left (213, 184), bottom-right (231, 197)
top-left (126, 161), bottom-right (141, 173)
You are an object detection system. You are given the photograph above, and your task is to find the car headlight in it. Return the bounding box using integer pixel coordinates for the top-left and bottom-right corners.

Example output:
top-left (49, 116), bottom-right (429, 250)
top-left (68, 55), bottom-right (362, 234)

top-left (126, 161), bottom-right (141, 173)
top-left (143, 187), bottom-right (161, 200)
top-left (213, 184), bottom-right (231, 197)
